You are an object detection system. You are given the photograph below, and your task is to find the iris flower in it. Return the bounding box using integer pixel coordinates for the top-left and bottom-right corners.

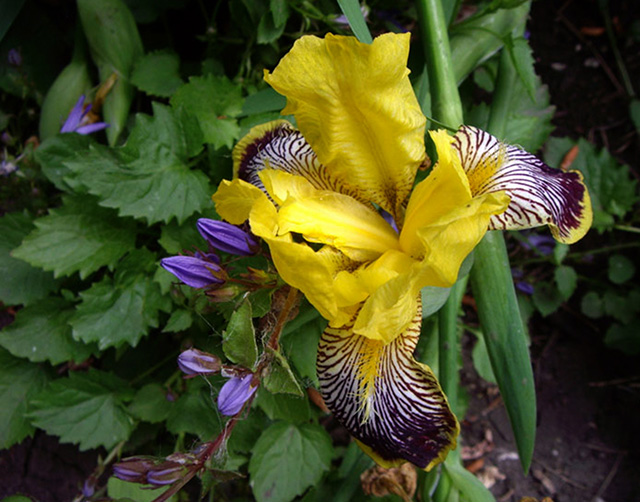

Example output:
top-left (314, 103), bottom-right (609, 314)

top-left (212, 33), bottom-right (591, 470)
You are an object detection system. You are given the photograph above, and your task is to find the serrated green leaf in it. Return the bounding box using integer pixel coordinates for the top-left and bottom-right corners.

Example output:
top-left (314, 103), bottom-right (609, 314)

top-left (131, 50), bottom-right (183, 97)
top-left (162, 308), bottom-right (193, 333)
top-left (223, 300), bottom-right (258, 369)
top-left (249, 422), bottom-right (333, 502)
top-left (241, 87), bottom-right (286, 116)
top-left (507, 36), bottom-right (537, 101)
top-left (532, 281), bottom-right (563, 316)
top-left (35, 133), bottom-right (93, 192)
top-left (608, 254), bottom-right (635, 284)
top-left (166, 379), bottom-right (222, 440)
top-left (255, 388), bottom-right (310, 424)
top-left (554, 265), bottom-right (577, 301)
top-left (28, 369), bottom-right (135, 450)
top-left (280, 308), bottom-right (324, 387)
top-left (581, 291), bottom-right (603, 319)
top-left (0, 297), bottom-right (95, 364)
top-left (11, 196), bottom-right (137, 279)
top-left (71, 251), bottom-right (170, 350)
top-left (158, 214), bottom-right (208, 254)
top-left (0, 348), bottom-right (49, 449)
top-left (128, 383), bottom-right (172, 423)
top-left (170, 74), bottom-right (243, 148)
top-left (65, 104), bottom-right (210, 225)
top-left (0, 212), bottom-right (60, 306)
top-left (263, 347), bottom-right (304, 396)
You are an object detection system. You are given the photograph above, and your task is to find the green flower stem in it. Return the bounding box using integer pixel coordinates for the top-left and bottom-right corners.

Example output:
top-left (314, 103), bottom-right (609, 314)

top-left (437, 276), bottom-right (467, 420)
top-left (469, 16), bottom-right (536, 474)
top-left (415, 0), bottom-right (463, 128)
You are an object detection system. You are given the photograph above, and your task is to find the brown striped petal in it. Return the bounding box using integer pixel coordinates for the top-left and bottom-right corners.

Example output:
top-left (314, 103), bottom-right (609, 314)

top-left (317, 298), bottom-right (459, 470)
top-left (452, 126), bottom-right (592, 244)
top-left (232, 120), bottom-right (363, 202)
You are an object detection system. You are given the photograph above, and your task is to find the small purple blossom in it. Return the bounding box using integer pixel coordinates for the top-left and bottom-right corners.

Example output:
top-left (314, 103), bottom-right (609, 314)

top-left (161, 255), bottom-right (224, 288)
top-left (0, 159), bottom-right (18, 176)
top-left (8, 48), bottom-right (21, 66)
top-left (521, 233), bottom-right (556, 256)
top-left (60, 95), bottom-right (109, 135)
top-left (218, 373), bottom-right (257, 416)
top-left (178, 348), bottom-right (222, 375)
top-left (515, 281), bottom-right (535, 295)
top-left (197, 218), bottom-right (260, 256)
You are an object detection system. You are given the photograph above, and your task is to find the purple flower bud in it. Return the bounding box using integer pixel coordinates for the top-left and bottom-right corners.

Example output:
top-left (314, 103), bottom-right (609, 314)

top-left (521, 233), bottom-right (556, 256)
top-left (515, 281), bottom-right (535, 295)
top-left (217, 373), bottom-right (257, 416)
top-left (60, 95), bottom-right (109, 135)
top-left (197, 218), bottom-right (260, 256)
top-left (178, 348), bottom-right (222, 375)
top-left (161, 255), bottom-right (224, 288)
top-left (8, 48), bottom-right (21, 66)
top-left (113, 457), bottom-right (156, 483)
top-left (147, 464), bottom-right (186, 486)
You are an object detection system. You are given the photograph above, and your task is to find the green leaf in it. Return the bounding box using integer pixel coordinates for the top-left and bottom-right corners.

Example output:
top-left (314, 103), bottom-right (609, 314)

top-left (608, 254), bottom-right (635, 284)
top-left (604, 321), bottom-right (640, 355)
top-left (603, 290), bottom-right (640, 324)
top-left (0, 297), bottom-right (95, 364)
top-left (629, 98), bottom-right (640, 133)
top-left (170, 74), bottom-right (243, 148)
top-left (270, 0), bottom-right (289, 27)
top-left (263, 347), bottom-right (304, 396)
top-left (0, 212), bottom-right (60, 306)
top-left (280, 304), bottom-right (325, 386)
top-left (553, 243), bottom-right (569, 265)
top-left (554, 265), bottom-right (577, 301)
top-left (506, 36), bottom-right (536, 101)
top-left (162, 308), bottom-right (193, 333)
top-left (71, 249), bottom-right (170, 350)
top-left (443, 459), bottom-right (496, 502)
top-left (249, 422), bottom-right (333, 502)
top-left (336, 0), bottom-right (372, 44)
top-left (166, 379), bottom-right (222, 440)
top-left (35, 133), bottom-right (94, 192)
top-left (128, 383), bottom-right (172, 423)
top-left (65, 103), bottom-right (211, 225)
top-left (107, 476), bottom-right (178, 502)
top-left (470, 232), bottom-right (535, 473)
top-left (223, 300), bottom-right (258, 368)
top-left (11, 196), bottom-right (137, 279)
top-left (255, 388), bottom-right (310, 424)
top-left (257, 10), bottom-right (286, 44)
top-left (131, 50), bottom-right (183, 97)
top-left (532, 281), bottom-right (563, 316)
top-left (581, 291), bottom-right (604, 319)
top-left (471, 333), bottom-right (497, 384)
top-left (241, 87), bottom-right (286, 116)
top-left (28, 369), bottom-right (135, 450)
top-left (544, 138), bottom-right (638, 232)
top-left (0, 348), bottom-right (49, 449)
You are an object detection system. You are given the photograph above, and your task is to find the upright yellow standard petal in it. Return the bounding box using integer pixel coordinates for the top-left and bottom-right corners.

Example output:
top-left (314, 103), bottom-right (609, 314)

top-left (264, 33), bottom-right (426, 218)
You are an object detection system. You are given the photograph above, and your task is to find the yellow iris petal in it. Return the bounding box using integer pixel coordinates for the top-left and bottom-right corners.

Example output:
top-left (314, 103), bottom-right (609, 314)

top-left (264, 32), bottom-right (426, 218)
top-left (212, 179), bottom-right (268, 225)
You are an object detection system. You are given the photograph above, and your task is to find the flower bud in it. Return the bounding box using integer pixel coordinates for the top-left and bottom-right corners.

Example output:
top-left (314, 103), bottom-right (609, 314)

top-left (161, 255), bottom-right (225, 289)
top-left (197, 218), bottom-right (260, 256)
top-left (112, 457), bottom-right (156, 483)
top-left (178, 348), bottom-right (222, 376)
top-left (217, 373), bottom-right (257, 416)
top-left (146, 462), bottom-right (187, 486)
